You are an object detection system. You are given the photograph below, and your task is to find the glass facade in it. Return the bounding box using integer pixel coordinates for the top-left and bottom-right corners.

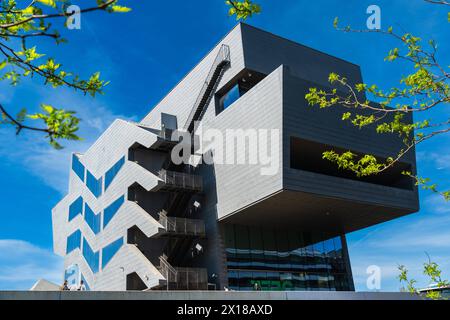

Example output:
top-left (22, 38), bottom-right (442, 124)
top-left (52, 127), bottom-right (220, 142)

top-left (72, 154), bottom-right (85, 182)
top-left (82, 238), bottom-right (99, 273)
top-left (86, 170), bottom-right (103, 198)
top-left (102, 237), bottom-right (124, 268)
top-left (105, 156), bottom-right (125, 190)
top-left (103, 195), bottom-right (125, 228)
top-left (66, 230), bottom-right (81, 254)
top-left (84, 203), bottom-right (101, 234)
top-left (68, 196), bottom-right (83, 222)
top-left (224, 224), bottom-right (352, 291)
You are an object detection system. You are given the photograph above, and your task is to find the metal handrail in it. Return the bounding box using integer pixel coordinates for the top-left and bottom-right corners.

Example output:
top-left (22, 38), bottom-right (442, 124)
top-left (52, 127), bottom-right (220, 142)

top-left (158, 211), bottom-right (205, 236)
top-left (184, 44), bottom-right (230, 133)
top-left (159, 255), bottom-right (208, 289)
top-left (159, 255), bottom-right (177, 282)
top-left (158, 210), bottom-right (177, 231)
top-left (158, 169), bottom-right (203, 191)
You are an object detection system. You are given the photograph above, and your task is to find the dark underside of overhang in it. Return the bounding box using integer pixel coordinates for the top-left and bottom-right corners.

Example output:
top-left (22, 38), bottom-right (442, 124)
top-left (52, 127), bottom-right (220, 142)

top-left (218, 189), bottom-right (418, 237)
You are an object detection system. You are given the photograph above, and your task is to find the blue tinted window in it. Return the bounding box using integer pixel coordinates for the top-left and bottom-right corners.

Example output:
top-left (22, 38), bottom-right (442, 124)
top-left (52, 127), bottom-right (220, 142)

top-left (86, 170), bottom-right (102, 198)
top-left (105, 157), bottom-right (125, 190)
top-left (103, 195), bottom-right (125, 228)
top-left (82, 238), bottom-right (99, 273)
top-left (72, 154), bottom-right (85, 182)
top-left (66, 230), bottom-right (81, 254)
top-left (221, 84), bottom-right (240, 110)
top-left (102, 237), bottom-right (124, 268)
top-left (68, 196), bottom-right (83, 222)
top-left (84, 203), bottom-right (101, 234)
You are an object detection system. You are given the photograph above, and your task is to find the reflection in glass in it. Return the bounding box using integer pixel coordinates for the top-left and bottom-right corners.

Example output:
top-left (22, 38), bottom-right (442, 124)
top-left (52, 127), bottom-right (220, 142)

top-left (224, 224), bottom-right (352, 291)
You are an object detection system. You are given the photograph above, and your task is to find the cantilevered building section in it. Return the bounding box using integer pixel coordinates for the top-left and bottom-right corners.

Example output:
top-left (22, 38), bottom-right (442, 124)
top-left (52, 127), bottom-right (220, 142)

top-left (52, 23), bottom-right (419, 291)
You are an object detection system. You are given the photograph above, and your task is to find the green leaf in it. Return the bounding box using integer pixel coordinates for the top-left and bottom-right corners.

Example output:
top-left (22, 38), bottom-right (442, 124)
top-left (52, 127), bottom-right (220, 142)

top-left (111, 5), bottom-right (132, 13)
top-left (333, 17), bottom-right (339, 29)
top-left (36, 0), bottom-right (56, 7)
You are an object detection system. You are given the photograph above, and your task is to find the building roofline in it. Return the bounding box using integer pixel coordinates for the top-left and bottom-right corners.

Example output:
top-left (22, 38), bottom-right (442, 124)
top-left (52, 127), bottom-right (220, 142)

top-left (239, 22), bottom-right (360, 68)
top-left (140, 22), bottom-right (244, 123)
top-left (141, 22), bottom-right (361, 123)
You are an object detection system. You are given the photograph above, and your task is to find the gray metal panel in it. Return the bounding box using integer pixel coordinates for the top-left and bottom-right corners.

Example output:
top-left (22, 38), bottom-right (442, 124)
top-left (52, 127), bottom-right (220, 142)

top-left (205, 65), bottom-right (284, 220)
top-left (282, 69), bottom-right (419, 212)
top-left (240, 23), bottom-right (364, 89)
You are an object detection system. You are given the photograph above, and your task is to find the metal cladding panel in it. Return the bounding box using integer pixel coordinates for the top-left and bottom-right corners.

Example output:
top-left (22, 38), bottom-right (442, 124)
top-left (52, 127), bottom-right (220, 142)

top-left (282, 69), bottom-right (419, 213)
top-left (240, 23), bottom-right (364, 89)
top-left (205, 65), bottom-right (284, 220)
top-left (52, 120), bottom-right (166, 290)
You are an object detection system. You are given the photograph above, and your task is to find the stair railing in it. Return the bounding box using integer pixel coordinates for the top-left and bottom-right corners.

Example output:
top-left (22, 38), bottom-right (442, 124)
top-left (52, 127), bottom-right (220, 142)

top-left (159, 255), bottom-right (178, 289)
top-left (184, 44), bottom-right (230, 133)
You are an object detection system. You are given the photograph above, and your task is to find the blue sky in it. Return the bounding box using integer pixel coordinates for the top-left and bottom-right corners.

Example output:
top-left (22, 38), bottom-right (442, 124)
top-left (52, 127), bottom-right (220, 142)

top-left (0, 0), bottom-right (449, 291)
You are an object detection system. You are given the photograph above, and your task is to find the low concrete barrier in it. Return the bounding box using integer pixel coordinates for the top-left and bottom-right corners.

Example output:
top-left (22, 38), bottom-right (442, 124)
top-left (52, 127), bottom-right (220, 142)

top-left (0, 291), bottom-right (421, 300)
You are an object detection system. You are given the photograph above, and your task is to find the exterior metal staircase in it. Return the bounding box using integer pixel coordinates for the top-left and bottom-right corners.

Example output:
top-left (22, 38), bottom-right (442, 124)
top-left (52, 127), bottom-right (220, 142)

top-left (156, 169), bottom-right (203, 192)
top-left (184, 44), bottom-right (231, 133)
top-left (156, 255), bottom-right (208, 290)
top-left (156, 210), bottom-right (206, 238)
top-left (137, 45), bottom-right (231, 291)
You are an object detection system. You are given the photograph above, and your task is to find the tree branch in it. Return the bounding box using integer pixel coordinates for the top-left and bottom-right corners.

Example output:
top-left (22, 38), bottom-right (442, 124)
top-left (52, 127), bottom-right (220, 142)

top-left (0, 103), bottom-right (52, 135)
top-left (0, 0), bottom-right (116, 29)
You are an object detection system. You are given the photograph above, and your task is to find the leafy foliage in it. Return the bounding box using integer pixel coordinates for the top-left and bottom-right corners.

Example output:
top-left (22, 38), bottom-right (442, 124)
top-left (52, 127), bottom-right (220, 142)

top-left (226, 0), bottom-right (261, 20)
top-left (305, 2), bottom-right (450, 200)
top-left (0, 0), bottom-right (130, 148)
top-left (398, 255), bottom-right (449, 300)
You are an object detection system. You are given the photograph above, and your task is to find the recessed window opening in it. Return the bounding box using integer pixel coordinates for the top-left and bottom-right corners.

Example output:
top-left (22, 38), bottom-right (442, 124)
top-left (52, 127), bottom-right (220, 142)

top-left (216, 69), bottom-right (266, 114)
top-left (290, 137), bottom-right (414, 190)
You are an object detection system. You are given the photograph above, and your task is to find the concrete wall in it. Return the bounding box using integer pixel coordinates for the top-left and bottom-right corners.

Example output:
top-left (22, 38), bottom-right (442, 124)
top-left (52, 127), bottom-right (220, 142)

top-left (0, 291), bottom-right (422, 300)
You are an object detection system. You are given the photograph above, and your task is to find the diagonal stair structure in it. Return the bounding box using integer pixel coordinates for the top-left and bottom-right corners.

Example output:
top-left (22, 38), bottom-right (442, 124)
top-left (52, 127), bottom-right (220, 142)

top-left (52, 44), bottom-right (231, 291)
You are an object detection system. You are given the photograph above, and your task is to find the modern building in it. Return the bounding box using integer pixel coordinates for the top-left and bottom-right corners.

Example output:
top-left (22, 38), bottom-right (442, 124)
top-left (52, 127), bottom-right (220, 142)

top-left (52, 23), bottom-right (419, 291)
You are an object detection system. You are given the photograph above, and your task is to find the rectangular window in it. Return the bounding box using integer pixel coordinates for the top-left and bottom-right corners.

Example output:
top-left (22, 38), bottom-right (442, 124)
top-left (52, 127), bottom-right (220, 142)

top-left (216, 70), bottom-right (266, 114)
top-left (66, 230), bottom-right (81, 254)
top-left (105, 157), bottom-right (125, 190)
top-left (219, 84), bottom-right (240, 111)
top-left (290, 137), bottom-right (414, 190)
top-left (86, 170), bottom-right (103, 198)
top-left (82, 238), bottom-right (99, 273)
top-left (103, 195), bottom-right (125, 228)
top-left (71, 154), bottom-right (85, 182)
top-left (68, 196), bottom-right (83, 222)
top-left (101, 237), bottom-right (124, 269)
top-left (84, 203), bottom-right (101, 234)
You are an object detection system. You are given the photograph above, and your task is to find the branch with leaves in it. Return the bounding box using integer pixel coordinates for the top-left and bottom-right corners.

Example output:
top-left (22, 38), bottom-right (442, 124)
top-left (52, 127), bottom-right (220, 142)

top-left (226, 0), bottom-right (261, 20)
top-left (0, 0), bottom-right (130, 148)
top-left (305, 2), bottom-right (449, 200)
top-left (398, 254), bottom-right (449, 300)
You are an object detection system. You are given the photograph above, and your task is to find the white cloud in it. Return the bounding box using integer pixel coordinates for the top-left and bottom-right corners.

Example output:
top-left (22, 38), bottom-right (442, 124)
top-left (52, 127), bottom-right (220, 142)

top-left (0, 240), bottom-right (63, 290)
top-left (424, 194), bottom-right (450, 214)
top-left (348, 211), bottom-right (450, 291)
